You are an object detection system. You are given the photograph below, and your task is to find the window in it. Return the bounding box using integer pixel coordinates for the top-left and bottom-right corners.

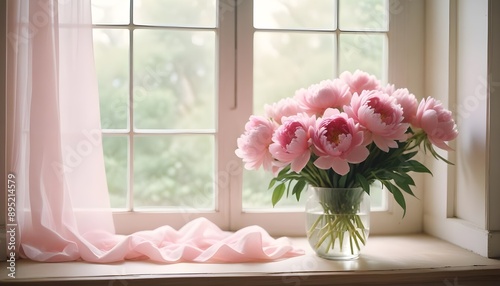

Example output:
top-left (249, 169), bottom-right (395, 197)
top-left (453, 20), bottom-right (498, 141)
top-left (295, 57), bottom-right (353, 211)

top-left (92, 1), bottom-right (218, 212)
top-left (91, 0), bottom-right (226, 232)
top-left (91, 0), bottom-right (425, 235)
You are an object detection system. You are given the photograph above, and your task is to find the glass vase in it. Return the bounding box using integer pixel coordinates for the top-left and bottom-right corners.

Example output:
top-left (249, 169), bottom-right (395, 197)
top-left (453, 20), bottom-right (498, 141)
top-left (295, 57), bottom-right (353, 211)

top-left (305, 186), bottom-right (370, 260)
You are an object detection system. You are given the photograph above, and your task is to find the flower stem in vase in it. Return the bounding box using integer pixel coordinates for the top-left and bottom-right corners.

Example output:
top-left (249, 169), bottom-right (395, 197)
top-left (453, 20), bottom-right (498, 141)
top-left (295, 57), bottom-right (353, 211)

top-left (306, 187), bottom-right (369, 259)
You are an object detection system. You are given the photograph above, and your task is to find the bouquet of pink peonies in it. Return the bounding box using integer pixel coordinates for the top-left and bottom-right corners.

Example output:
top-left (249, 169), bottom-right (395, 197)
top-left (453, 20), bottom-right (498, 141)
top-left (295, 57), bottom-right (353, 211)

top-left (235, 70), bottom-right (458, 256)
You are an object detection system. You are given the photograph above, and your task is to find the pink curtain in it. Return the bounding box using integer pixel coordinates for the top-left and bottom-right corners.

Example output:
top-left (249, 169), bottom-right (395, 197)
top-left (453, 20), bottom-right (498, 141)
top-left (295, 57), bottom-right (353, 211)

top-left (6, 0), bottom-right (302, 263)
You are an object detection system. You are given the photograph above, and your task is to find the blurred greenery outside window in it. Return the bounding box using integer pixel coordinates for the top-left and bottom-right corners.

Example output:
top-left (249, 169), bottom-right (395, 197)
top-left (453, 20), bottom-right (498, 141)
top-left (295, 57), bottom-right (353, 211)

top-left (91, 0), bottom-right (389, 213)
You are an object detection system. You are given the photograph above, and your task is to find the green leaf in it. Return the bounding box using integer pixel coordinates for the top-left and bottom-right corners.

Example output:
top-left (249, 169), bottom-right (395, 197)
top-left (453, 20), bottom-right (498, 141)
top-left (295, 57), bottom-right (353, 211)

top-left (385, 182), bottom-right (407, 217)
top-left (356, 174), bottom-right (371, 195)
top-left (402, 151), bottom-right (419, 160)
top-left (268, 178), bottom-right (277, 190)
top-left (389, 172), bottom-right (417, 197)
top-left (427, 142), bottom-right (455, 165)
top-left (405, 160), bottom-right (432, 174)
top-left (286, 181), bottom-right (292, 197)
top-left (394, 179), bottom-right (416, 197)
top-left (373, 170), bottom-right (393, 181)
top-left (396, 172), bottom-right (416, 186)
top-left (339, 174), bottom-right (348, 188)
top-left (271, 183), bottom-right (286, 207)
top-left (292, 180), bottom-right (307, 202)
top-left (275, 166), bottom-right (291, 181)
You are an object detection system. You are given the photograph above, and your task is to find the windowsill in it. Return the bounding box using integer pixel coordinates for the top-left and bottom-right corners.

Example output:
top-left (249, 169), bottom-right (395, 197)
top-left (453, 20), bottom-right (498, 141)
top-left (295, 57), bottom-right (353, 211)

top-left (1, 234), bottom-right (500, 286)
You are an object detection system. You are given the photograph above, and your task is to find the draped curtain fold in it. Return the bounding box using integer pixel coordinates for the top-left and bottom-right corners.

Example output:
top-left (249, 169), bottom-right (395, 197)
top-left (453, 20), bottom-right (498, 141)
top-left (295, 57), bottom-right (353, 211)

top-left (6, 0), bottom-right (302, 263)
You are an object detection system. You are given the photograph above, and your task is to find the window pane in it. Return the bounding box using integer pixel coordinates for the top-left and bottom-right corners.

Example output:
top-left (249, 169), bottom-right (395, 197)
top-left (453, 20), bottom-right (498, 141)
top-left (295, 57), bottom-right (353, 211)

top-left (254, 0), bottom-right (337, 30)
top-left (133, 30), bottom-right (216, 130)
top-left (133, 0), bottom-right (216, 27)
top-left (339, 0), bottom-right (388, 31)
top-left (103, 136), bottom-right (128, 208)
top-left (369, 181), bottom-right (388, 211)
top-left (243, 169), bottom-right (306, 209)
top-left (339, 33), bottom-right (387, 81)
top-left (253, 32), bottom-right (335, 115)
top-left (246, 32), bottom-right (334, 209)
top-left (93, 29), bottom-right (129, 130)
top-left (133, 135), bottom-right (215, 209)
top-left (91, 0), bottom-right (130, 25)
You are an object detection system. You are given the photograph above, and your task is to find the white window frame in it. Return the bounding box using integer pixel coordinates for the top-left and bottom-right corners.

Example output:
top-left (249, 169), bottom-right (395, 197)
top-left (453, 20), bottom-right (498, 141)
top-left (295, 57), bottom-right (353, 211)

top-left (106, 0), bottom-right (240, 235)
top-left (1, 0), bottom-right (427, 237)
top-left (99, 0), bottom-right (235, 234)
top-left (103, 0), bottom-right (427, 236)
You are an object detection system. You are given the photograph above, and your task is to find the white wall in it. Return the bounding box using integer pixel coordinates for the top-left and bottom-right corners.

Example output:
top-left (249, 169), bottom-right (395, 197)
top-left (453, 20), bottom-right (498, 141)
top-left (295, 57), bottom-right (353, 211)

top-left (424, 0), bottom-right (500, 258)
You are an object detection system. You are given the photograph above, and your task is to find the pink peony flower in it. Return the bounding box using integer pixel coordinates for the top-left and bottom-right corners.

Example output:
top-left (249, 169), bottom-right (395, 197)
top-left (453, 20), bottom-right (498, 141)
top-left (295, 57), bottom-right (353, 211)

top-left (339, 70), bottom-right (381, 95)
top-left (294, 79), bottom-right (351, 116)
top-left (235, 116), bottom-right (276, 171)
top-left (265, 97), bottom-right (302, 124)
top-left (391, 88), bottom-right (418, 123)
top-left (269, 113), bottom-right (315, 173)
top-left (413, 97), bottom-right (458, 150)
top-left (312, 109), bottom-right (369, 175)
top-left (379, 83), bottom-right (395, 95)
top-left (345, 90), bottom-right (409, 152)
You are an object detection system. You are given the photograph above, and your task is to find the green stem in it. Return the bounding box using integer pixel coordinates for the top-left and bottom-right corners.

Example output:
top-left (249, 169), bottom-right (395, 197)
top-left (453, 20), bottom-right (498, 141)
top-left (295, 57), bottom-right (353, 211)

top-left (310, 213), bottom-right (367, 255)
top-left (303, 161), bottom-right (327, 187)
top-left (307, 189), bottom-right (366, 255)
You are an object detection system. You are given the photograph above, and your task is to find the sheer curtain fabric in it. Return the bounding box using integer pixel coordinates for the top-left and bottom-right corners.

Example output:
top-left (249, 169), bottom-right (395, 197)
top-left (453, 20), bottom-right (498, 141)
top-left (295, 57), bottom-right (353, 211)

top-left (6, 0), bottom-right (302, 263)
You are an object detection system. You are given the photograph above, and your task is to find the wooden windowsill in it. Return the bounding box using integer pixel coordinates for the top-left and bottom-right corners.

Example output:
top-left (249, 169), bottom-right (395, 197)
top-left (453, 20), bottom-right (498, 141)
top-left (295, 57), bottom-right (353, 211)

top-left (1, 234), bottom-right (500, 286)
